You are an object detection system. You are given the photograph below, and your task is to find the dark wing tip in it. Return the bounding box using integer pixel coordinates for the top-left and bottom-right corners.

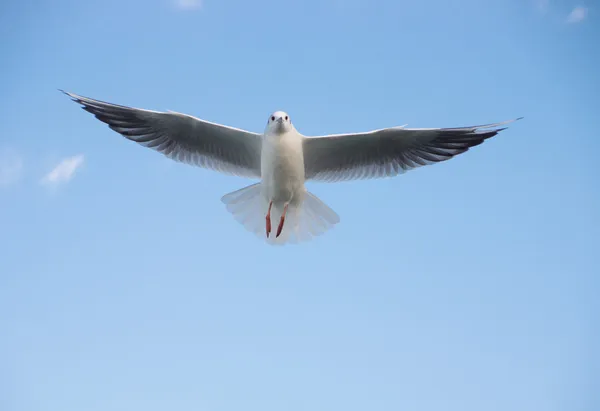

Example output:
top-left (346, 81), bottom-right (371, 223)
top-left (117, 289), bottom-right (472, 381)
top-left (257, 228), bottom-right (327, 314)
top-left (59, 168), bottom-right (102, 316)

top-left (59, 89), bottom-right (76, 99)
top-left (60, 89), bottom-right (88, 107)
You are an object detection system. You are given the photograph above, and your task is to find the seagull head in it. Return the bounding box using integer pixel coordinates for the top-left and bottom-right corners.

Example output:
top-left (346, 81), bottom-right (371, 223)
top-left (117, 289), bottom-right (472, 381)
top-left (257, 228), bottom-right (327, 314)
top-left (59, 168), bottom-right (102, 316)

top-left (265, 111), bottom-right (292, 135)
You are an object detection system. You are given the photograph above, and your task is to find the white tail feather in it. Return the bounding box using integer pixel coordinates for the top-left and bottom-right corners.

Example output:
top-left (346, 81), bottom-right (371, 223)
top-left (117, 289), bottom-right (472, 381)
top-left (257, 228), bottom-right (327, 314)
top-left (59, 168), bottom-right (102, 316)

top-left (221, 183), bottom-right (339, 245)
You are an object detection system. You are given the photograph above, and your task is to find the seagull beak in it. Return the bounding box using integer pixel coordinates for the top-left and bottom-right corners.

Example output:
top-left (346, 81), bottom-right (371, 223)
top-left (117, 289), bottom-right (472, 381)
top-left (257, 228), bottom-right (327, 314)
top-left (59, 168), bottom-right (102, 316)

top-left (276, 117), bottom-right (284, 123)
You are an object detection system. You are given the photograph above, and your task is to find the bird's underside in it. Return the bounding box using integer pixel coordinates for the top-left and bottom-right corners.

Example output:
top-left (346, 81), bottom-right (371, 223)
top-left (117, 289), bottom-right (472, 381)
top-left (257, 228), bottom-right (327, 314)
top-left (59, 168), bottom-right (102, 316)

top-left (61, 90), bottom-right (522, 245)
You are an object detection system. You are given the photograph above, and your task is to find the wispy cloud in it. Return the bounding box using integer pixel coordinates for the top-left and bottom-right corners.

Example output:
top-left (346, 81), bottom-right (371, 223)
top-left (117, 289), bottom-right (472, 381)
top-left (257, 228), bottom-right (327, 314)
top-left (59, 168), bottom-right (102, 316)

top-left (175, 0), bottom-right (202, 10)
top-left (41, 154), bottom-right (85, 186)
top-left (567, 6), bottom-right (588, 23)
top-left (0, 148), bottom-right (23, 188)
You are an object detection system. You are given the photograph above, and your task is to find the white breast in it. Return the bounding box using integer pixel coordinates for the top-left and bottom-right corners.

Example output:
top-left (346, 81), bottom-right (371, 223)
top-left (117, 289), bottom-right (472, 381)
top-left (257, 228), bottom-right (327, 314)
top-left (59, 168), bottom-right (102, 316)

top-left (260, 131), bottom-right (306, 205)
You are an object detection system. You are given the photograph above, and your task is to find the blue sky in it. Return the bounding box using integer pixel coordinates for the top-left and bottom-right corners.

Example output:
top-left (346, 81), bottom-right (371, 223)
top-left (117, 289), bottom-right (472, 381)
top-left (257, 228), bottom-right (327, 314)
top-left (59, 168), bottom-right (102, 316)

top-left (1, 0), bottom-right (598, 410)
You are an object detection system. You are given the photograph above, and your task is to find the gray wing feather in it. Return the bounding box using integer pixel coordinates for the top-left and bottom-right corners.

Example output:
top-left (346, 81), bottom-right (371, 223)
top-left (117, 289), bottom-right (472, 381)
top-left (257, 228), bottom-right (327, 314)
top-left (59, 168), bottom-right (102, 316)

top-left (62, 90), bottom-right (262, 178)
top-left (303, 118), bottom-right (522, 182)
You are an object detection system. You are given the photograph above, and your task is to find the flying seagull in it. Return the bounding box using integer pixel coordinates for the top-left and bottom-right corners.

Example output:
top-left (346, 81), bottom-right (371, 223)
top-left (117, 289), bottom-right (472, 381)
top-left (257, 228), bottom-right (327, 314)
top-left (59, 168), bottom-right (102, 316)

top-left (60, 90), bottom-right (521, 245)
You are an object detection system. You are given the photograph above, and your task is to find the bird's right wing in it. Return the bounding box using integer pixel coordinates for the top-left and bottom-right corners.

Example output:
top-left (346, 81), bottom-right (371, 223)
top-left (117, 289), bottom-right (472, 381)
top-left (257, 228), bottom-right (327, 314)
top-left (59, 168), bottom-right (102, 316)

top-left (303, 118), bottom-right (521, 182)
top-left (62, 90), bottom-right (263, 178)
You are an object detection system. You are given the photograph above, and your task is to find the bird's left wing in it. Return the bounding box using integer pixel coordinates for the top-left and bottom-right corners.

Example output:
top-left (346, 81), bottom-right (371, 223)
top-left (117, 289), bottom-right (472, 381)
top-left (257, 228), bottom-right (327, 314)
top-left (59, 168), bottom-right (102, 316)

top-left (302, 118), bottom-right (522, 182)
top-left (62, 90), bottom-right (263, 178)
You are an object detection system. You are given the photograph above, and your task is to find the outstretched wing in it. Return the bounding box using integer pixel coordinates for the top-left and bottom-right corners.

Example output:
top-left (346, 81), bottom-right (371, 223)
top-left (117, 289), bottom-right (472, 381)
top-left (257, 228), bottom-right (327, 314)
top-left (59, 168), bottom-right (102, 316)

top-left (302, 118), bottom-right (521, 182)
top-left (62, 90), bottom-right (263, 178)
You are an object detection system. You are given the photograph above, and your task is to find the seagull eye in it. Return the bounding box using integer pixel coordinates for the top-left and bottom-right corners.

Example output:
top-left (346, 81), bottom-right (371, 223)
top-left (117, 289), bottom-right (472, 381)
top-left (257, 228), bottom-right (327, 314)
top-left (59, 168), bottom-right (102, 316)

top-left (285, 116), bottom-right (288, 121)
top-left (271, 116), bottom-right (275, 121)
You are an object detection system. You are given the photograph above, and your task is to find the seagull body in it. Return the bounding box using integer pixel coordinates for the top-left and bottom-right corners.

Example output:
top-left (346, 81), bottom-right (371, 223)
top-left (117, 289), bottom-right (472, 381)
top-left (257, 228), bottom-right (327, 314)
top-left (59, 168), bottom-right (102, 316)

top-left (261, 113), bottom-right (306, 237)
top-left (61, 90), bottom-right (521, 245)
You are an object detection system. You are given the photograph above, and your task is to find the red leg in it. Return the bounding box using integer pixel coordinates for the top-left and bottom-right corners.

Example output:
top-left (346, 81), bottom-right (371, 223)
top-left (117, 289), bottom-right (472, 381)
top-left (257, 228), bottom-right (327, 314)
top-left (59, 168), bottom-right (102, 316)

top-left (266, 201), bottom-right (273, 237)
top-left (276, 203), bottom-right (289, 238)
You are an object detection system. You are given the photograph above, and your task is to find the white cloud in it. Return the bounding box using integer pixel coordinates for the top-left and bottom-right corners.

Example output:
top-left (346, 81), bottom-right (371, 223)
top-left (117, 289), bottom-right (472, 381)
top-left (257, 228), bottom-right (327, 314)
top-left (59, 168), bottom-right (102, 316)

top-left (567, 6), bottom-right (587, 23)
top-left (175, 0), bottom-right (202, 10)
top-left (41, 154), bottom-right (85, 186)
top-left (0, 148), bottom-right (23, 188)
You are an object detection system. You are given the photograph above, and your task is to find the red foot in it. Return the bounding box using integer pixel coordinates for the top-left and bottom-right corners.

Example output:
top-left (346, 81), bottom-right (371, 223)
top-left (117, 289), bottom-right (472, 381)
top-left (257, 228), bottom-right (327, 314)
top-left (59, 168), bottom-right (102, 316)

top-left (266, 201), bottom-right (273, 237)
top-left (276, 204), bottom-right (289, 238)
